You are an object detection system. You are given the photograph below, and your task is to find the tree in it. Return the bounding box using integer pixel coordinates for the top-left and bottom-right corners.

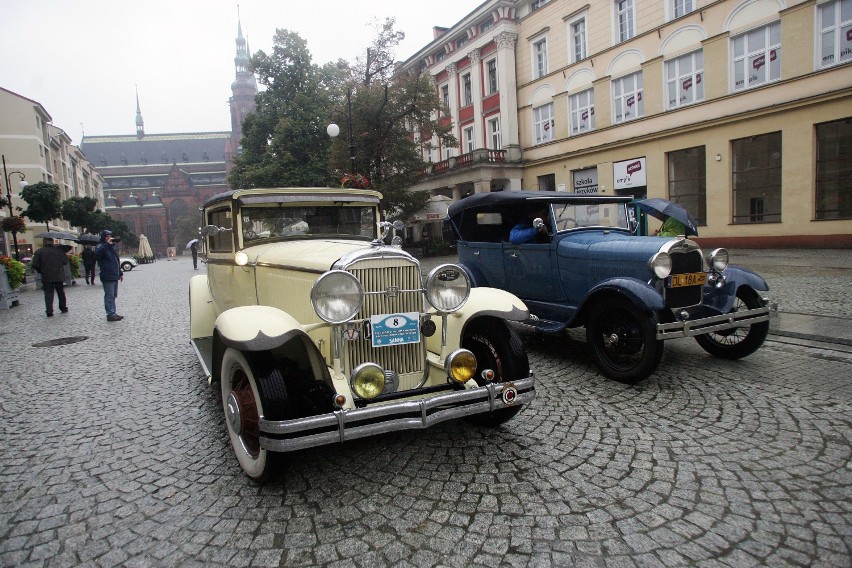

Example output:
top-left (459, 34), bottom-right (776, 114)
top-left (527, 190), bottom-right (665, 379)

top-left (19, 182), bottom-right (62, 231)
top-left (61, 196), bottom-right (99, 233)
top-left (328, 18), bottom-right (456, 219)
top-left (229, 29), bottom-right (335, 189)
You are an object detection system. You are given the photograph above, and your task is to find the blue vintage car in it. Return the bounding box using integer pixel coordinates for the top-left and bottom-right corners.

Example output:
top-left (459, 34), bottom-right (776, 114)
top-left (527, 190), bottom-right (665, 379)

top-left (447, 191), bottom-right (772, 383)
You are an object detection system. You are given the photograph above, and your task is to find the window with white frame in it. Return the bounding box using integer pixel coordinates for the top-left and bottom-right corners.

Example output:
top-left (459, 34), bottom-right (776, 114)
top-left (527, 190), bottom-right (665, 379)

top-left (732, 21), bottom-right (781, 91)
top-left (531, 0), bottom-right (550, 13)
top-left (463, 126), bottom-right (475, 153)
top-left (616, 0), bottom-right (636, 43)
top-left (569, 16), bottom-right (588, 63)
top-left (569, 89), bottom-right (595, 134)
top-left (533, 36), bottom-right (548, 78)
top-left (612, 72), bottom-right (643, 123)
top-left (488, 117), bottom-right (501, 149)
top-left (818, 0), bottom-right (852, 68)
top-left (486, 59), bottom-right (498, 95)
top-left (665, 50), bottom-right (704, 109)
top-left (533, 102), bottom-right (555, 144)
top-left (673, 0), bottom-right (694, 18)
top-left (462, 73), bottom-right (473, 106)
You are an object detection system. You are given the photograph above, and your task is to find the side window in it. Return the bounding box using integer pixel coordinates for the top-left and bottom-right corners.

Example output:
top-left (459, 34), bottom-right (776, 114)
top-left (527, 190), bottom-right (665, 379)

top-left (207, 207), bottom-right (233, 252)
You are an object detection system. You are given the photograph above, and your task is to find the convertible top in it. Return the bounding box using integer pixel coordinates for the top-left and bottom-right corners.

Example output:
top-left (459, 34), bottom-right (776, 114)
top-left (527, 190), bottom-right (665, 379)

top-left (203, 187), bottom-right (383, 208)
top-left (446, 191), bottom-right (632, 218)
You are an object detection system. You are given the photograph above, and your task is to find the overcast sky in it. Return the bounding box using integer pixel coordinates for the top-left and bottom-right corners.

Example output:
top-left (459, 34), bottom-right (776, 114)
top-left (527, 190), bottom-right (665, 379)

top-left (0, 0), bottom-right (480, 145)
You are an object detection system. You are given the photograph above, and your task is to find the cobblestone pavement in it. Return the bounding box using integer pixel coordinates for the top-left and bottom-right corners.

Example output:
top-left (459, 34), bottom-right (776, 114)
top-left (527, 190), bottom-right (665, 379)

top-left (1, 252), bottom-right (850, 567)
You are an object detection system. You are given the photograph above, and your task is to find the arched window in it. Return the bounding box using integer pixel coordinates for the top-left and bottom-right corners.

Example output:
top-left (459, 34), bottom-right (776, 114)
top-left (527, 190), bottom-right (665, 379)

top-left (146, 218), bottom-right (162, 245)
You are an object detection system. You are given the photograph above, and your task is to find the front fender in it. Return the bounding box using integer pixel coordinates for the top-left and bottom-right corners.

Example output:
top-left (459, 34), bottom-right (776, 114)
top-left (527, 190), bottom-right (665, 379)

top-left (702, 265), bottom-right (770, 314)
top-left (426, 288), bottom-right (528, 352)
top-left (215, 305), bottom-right (311, 352)
top-left (582, 277), bottom-right (666, 315)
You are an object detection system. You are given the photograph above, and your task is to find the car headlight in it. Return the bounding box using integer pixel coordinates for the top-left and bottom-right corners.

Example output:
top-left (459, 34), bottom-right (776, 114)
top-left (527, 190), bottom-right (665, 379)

top-left (311, 270), bottom-right (364, 323)
top-left (425, 264), bottom-right (470, 313)
top-left (350, 363), bottom-right (385, 399)
top-left (648, 252), bottom-right (672, 279)
top-left (706, 248), bottom-right (729, 272)
top-left (444, 349), bottom-right (477, 384)
top-left (234, 251), bottom-right (249, 266)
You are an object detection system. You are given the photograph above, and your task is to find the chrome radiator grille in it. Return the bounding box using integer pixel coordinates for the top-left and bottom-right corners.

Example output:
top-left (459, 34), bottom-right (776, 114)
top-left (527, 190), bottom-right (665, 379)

top-left (665, 249), bottom-right (704, 308)
top-left (342, 258), bottom-right (426, 381)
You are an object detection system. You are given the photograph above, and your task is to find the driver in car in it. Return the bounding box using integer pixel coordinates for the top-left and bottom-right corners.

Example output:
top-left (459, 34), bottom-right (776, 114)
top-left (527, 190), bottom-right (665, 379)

top-left (509, 206), bottom-right (551, 244)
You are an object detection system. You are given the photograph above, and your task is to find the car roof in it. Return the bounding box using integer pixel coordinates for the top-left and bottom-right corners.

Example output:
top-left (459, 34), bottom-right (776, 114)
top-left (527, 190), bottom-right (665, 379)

top-left (203, 187), bottom-right (383, 209)
top-left (446, 191), bottom-right (632, 218)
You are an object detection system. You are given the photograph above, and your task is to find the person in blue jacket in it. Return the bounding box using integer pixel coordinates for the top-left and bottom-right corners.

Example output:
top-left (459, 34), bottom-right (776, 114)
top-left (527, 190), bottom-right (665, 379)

top-left (509, 206), bottom-right (551, 244)
top-left (94, 229), bottom-right (124, 321)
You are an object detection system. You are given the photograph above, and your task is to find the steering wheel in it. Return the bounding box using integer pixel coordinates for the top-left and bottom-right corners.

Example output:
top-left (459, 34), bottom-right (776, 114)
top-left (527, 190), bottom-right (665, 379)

top-left (244, 230), bottom-right (257, 239)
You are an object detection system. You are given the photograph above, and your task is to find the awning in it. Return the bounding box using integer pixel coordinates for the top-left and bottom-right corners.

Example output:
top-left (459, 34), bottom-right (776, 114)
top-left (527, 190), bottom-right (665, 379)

top-left (410, 195), bottom-right (452, 223)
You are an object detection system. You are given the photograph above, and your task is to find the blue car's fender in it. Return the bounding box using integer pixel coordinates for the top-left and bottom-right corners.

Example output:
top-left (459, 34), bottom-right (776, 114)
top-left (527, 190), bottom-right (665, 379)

top-left (456, 261), bottom-right (490, 288)
top-left (575, 277), bottom-right (666, 325)
top-left (701, 265), bottom-right (769, 314)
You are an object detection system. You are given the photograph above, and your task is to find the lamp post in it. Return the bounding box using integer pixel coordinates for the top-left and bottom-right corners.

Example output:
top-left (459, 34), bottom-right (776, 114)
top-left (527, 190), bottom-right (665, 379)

top-left (2, 154), bottom-right (29, 260)
top-left (326, 88), bottom-right (356, 174)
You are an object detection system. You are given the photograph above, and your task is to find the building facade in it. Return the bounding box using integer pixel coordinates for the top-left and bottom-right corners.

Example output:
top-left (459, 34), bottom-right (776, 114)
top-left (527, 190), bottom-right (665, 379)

top-left (79, 18), bottom-right (257, 257)
top-left (408, 0), bottom-right (852, 247)
top-left (0, 86), bottom-right (103, 259)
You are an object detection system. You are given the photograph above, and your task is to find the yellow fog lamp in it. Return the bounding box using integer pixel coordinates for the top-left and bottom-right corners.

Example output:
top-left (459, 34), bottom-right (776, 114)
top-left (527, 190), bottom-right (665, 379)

top-left (350, 363), bottom-right (386, 400)
top-left (445, 349), bottom-right (477, 384)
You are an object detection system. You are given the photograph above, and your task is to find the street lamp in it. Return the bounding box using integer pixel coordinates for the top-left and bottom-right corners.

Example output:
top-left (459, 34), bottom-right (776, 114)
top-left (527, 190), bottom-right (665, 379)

top-left (327, 88), bottom-right (357, 174)
top-left (2, 154), bottom-right (29, 260)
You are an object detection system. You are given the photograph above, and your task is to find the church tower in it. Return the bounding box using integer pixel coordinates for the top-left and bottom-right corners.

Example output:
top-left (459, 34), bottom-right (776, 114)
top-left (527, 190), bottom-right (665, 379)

top-left (227, 8), bottom-right (258, 168)
top-left (135, 86), bottom-right (144, 138)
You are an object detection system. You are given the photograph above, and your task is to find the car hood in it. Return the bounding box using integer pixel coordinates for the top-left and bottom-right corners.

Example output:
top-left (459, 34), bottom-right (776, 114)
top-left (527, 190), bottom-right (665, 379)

top-left (246, 239), bottom-right (378, 272)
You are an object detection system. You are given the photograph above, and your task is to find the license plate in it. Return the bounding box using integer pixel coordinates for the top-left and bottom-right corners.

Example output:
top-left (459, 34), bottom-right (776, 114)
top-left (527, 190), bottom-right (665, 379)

top-left (370, 312), bottom-right (420, 347)
top-left (669, 272), bottom-right (707, 288)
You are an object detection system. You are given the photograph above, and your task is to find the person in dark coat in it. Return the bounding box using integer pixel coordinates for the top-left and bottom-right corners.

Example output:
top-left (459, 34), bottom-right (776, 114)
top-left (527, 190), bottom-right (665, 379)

top-left (81, 245), bottom-right (96, 285)
top-left (94, 229), bottom-right (124, 321)
top-left (190, 240), bottom-right (198, 269)
top-left (31, 237), bottom-right (69, 317)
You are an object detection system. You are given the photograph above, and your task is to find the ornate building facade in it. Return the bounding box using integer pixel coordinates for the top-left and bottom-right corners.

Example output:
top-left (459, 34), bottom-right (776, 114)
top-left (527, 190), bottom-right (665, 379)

top-left (79, 18), bottom-right (257, 256)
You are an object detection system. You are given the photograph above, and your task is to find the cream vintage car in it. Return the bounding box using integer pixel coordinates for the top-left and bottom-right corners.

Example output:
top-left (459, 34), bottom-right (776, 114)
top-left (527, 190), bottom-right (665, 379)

top-left (189, 187), bottom-right (536, 481)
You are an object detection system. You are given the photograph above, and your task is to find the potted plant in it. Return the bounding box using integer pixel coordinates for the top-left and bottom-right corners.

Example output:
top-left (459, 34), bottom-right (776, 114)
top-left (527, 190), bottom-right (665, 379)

top-left (0, 255), bottom-right (26, 308)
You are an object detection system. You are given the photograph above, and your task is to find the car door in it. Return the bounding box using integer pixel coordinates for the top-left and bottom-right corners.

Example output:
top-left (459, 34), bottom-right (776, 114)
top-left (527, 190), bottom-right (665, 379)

top-left (503, 241), bottom-right (559, 301)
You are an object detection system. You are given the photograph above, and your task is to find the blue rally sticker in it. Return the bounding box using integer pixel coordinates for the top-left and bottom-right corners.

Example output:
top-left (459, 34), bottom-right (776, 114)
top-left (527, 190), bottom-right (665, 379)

top-left (370, 312), bottom-right (420, 347)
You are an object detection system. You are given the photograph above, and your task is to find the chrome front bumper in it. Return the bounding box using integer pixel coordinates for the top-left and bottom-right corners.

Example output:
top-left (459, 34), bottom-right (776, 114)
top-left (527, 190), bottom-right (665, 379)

top-left (656, 306), bottom-right (771, 340)
top-left (258, 375), bottom-right (536, 452)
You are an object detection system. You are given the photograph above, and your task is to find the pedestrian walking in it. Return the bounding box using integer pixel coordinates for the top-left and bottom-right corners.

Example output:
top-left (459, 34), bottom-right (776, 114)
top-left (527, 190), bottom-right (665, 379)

top-left (81, 245), bottom-right (96, 285)
top-left (190, 240), bottom-right (198, 269)
top-left (94, 230), bottom-right (124, 322)
top-left (31, 237), bottom-right (69, 317)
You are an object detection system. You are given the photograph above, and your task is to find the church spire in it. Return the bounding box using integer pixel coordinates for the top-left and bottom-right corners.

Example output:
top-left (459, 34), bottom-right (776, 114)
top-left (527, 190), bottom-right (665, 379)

top-left (227, 5), bottom-right (258, 173)
top-left (135, 85), bottom-right (144, 138)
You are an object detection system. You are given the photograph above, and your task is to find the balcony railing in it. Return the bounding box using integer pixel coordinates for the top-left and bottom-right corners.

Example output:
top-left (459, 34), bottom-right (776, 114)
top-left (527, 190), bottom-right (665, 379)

top-left (420, 149), bottom-right (508, 177)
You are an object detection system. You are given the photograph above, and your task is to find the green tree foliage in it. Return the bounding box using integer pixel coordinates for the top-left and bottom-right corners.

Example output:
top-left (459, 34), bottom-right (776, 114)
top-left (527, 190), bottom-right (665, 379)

top-left (19, 182), bottom-right (62, 230)
top-left (230, 29), bottom-right (334, 189)
top-left (230, 20), bottom-right (455, 221)
top-left (170, 214), bottom-right (201, 252)
top-left (60, 196), bottom-right (99, 232)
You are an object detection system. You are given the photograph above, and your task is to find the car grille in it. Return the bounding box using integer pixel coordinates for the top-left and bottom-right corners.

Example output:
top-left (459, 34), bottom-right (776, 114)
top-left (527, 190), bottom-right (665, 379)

top-left (665, 248), bottom-right (704, 308)
top-left (342, 257), bottom-right (426, 390)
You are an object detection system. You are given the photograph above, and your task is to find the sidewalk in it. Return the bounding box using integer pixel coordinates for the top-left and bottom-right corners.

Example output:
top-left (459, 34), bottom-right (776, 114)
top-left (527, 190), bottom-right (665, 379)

top-left (417, 247), bottom-right (852, 349)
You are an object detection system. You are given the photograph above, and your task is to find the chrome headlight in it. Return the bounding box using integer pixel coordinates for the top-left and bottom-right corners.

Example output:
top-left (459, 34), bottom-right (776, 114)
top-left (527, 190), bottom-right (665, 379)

top-left (425, 264), bottom-right (470, 313)
top-left (706, 248), bottom-right (729, 272)
top-left (350, 363), bottom-right (385, 400)
top-left (311, 270), bottom-right (364, 323)
top-left (445, 349), bottom-right (477, 384)
top-left (648, 252), bottom-right (672, 279)
top-left (234, 251), bottom-right (249, 266)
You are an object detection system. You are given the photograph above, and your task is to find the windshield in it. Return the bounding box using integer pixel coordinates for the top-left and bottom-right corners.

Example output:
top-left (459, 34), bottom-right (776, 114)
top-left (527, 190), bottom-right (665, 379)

top-left (553, 202), bottom-right (630, 232)
top-left (240, 205), bottom-right (377, 243)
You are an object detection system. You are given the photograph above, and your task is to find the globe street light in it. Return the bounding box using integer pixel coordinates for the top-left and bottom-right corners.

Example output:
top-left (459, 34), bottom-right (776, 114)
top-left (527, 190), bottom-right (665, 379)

top-left (2, 154), bottom-right (29, 260)
top-left (327, 88), bottom-right (357, 174)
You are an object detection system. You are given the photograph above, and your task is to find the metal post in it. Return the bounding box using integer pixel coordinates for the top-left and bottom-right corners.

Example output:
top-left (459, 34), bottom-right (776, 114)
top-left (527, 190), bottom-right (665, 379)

top-left (347, 89), bottom-right (356, 174)
top-left (2, 155), bottom-right (25, 261)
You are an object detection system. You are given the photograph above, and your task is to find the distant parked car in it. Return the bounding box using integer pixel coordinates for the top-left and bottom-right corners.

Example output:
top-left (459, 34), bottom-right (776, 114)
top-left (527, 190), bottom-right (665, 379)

top-left (448, 191), bottom-right (772, 384)
top-left (189, 187), bottom-right (536, 481)
top-left (120, 257), bottom-right (137, 272)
